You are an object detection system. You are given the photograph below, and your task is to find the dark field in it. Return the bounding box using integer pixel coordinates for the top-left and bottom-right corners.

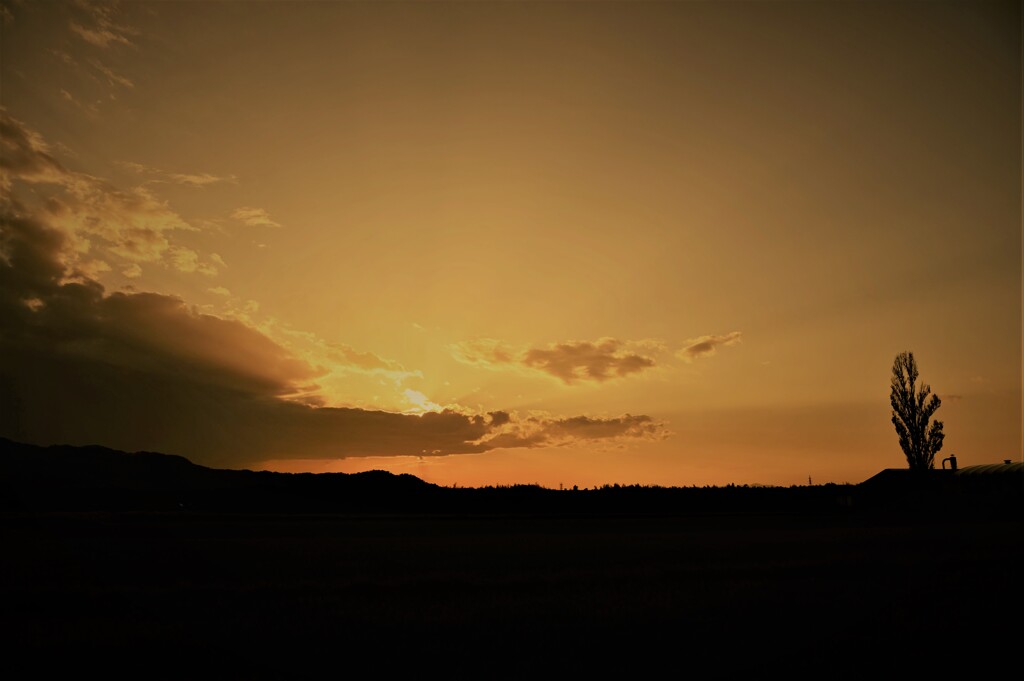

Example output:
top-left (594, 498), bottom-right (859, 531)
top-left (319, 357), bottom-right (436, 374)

top-left (3, 510), bottom-right (1020, 679)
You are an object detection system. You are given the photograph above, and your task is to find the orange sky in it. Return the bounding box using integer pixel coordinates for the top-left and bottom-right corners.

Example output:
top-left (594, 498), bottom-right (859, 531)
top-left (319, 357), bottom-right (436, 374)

top-left (1, 0), bottom-right (1020, 487)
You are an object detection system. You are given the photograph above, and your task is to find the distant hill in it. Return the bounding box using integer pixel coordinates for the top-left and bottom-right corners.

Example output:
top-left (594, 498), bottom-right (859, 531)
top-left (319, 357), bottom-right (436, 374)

top-left (0, 438), bottom-right (438, 513)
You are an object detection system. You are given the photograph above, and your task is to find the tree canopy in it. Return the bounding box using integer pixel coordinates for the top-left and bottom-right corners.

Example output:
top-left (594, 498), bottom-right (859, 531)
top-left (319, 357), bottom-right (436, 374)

top-left (890, 352), bottom-right (944, 471)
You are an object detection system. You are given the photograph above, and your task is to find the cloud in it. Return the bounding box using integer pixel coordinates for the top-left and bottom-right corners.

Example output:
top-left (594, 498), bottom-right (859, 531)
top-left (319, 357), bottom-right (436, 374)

top-left (328, 344), bottom-right (409, 374)
top-left (118, 161), bottom-right (148, 174)
top-left (171, 173), bottom-right (235, 188)
top-left (71, 22), bottom-right (132, 49)
top-left (0, 211), bottom-right (667, 467)
top-left (45, 182), bottom-right (191, 263)
top-left (89, 59), bottom-right (133, 88)
top-left (119, 161), bottom-right (236, 187)
top-left (523, 338), bottom-right (656, 384)
top-left (0, 109), bottom-right (68, 189)
top-left (404, 389), bottom-right (444, 414)
top-left (161, 246), bottom-right (217, 276)
top-left (71, 24), bottom-right (130, 48)
top-left (453, 337), bottom-right (658, 384)
top-left (264, 324), bottom-right (422, 387)
top-left (1, 102), bottom-right (670, 466)
top-left (208, 287), bottom-right (232, 297)
top-left (678, 332), bottom-right (743, 362)
top-left (480, 413), bottom-right (669, 450)
top-left (60, 88), bottom-right (100, 115)
top-left (2, 111), bottom-right (210, 274)
top-left (450, 338), bottom-right (519, 366)
top-left (168, 246), bottom-right (199, 273)
top-left (0, 210), bottom-right (318, 393)
top-left (232, 207), bottom-right (281, 228)
top-left (196, 261), bottom-right (218, 277)
top-left (75, 258), bottom-right (111, 280)
top-left (70, 0), bottom-right (136, 49)
top-left (51, 50), bottom-right (77, 67)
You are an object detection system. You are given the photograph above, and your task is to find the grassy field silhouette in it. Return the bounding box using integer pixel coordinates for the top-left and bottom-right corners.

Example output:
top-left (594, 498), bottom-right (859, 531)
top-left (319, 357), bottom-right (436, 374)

top-left (2, 439), bottom-right (1020, 678)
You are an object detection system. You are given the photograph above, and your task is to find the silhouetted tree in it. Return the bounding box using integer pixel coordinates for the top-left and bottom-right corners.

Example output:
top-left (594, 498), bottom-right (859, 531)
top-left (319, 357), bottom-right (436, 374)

top-left (889, 351), bottom-right (944, 471)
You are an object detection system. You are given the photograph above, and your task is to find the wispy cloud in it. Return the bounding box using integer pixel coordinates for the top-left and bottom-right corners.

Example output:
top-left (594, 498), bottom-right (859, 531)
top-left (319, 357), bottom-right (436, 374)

top-left (167, 246), bottom-right (200, 273)
top-left (264, 323), bottom-right (422, 389)
top-left (0, 108), bottom-right (69, 189)
top-left (70, 0), bottom-right (136, 49)
top-left (59, 88), bottom-right (100, 115)
top-left (172, 173), bottom-right (236, 188)
top-left (232, 207), bottom-right (281, 228)
top-left (51, 50), bottom-right (77, 67)
top-left (119, 161), bottom-right (236, 187)
top-left (89, 58), bottom-right (133, 88)
top-left (450, 338), bottom-right (520, 366)
top-left (678, 331), bottom-right (743, 362)
top-left (45, 181), bottom-right (192, 263)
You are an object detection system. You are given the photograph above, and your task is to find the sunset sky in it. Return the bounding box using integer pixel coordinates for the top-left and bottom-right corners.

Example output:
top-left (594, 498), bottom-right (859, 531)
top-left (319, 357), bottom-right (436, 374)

top-left (1, 0), bottom-right (1020, 487)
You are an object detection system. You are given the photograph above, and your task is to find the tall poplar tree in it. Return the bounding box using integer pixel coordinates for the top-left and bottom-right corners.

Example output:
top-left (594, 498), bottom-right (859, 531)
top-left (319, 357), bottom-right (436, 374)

top-left (890, 352), bottom-right (945, 471)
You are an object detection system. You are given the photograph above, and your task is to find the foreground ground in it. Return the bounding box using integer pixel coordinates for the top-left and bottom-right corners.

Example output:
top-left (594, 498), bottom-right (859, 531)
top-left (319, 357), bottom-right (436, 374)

top-left (3, 510), bottom-right (1020, 678)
